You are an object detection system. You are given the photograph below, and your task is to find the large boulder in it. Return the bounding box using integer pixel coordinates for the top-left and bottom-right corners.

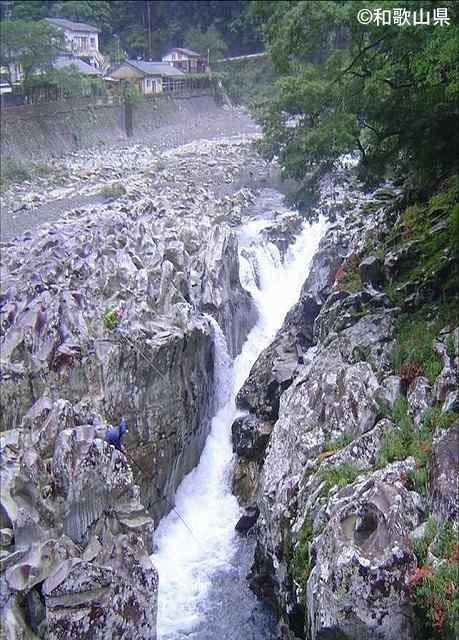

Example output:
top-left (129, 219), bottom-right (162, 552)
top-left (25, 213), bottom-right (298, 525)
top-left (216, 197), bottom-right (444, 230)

top-left (231, 415), bottom-right (273, 460)
top-left (359, 255), bottom-right (384, 287)
top-left (43, 535), bottom-right (158, 640)
top-left (307, 461), bottom-right (420, 640)
top-left (427, 423), bottom-right (459, 525)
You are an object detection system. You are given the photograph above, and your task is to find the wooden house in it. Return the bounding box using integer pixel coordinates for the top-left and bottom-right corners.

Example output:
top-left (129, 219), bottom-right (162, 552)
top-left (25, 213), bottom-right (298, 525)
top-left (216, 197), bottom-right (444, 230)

top-left (110, 60), bottom-right (186, 94)
top-left (162, 48), bottom-right (207, 73)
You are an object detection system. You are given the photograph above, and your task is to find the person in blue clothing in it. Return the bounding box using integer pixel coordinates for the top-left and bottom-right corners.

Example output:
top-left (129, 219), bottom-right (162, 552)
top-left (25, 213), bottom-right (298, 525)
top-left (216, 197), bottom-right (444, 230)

top-left (105, 417), bottom-right (128, 451)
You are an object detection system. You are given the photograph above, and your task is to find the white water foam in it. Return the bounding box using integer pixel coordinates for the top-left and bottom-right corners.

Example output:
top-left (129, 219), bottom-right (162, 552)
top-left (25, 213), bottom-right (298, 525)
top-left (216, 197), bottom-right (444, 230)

top-left (152, 214), bottom-right (326, 639)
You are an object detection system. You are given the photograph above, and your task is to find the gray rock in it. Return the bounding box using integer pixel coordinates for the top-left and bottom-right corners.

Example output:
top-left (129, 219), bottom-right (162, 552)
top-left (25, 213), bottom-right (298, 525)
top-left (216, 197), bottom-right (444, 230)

top-left (359, 255), bottom-right (384, 287)
top-left (407, 377), bottom-right (432, 427)
top-left (428, 423), bottom-right (459, 525)
top-left (375, 375), bottom-right (402, 413)
top-left (43, 535), bottom-right (158, 640)
top-left (235, 505), bottom-right (260, 533)
top-left (231, 415), bottom-right (273, 460)
top-left (307, 461), bottom-right (419, 640)
top-left (0, 528), bottom-right (13, 547)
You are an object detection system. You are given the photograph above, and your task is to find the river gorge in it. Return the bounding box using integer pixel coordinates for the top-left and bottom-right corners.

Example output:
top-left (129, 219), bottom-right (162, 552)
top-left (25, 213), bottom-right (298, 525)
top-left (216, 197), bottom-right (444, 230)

top-left (1, 102), bottom-right (457, 640)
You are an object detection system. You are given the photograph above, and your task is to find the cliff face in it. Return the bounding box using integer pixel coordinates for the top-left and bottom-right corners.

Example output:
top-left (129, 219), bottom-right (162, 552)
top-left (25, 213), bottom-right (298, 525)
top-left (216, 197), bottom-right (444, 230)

top-left (0, 135), bottom-right (264, 638)
top-left (233, 170), bottom-right (459, 639)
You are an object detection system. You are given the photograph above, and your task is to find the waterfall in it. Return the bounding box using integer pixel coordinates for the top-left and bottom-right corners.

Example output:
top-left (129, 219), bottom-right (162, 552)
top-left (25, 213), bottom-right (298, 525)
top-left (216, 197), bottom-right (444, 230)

top-left (152, 203), bottom-right (326, 639)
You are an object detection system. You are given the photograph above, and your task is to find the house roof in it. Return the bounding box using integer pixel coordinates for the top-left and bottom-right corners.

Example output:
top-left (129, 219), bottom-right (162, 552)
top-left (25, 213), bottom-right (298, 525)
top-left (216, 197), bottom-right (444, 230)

top-left (124, 60), bottom-right (186, 78)
top-left (53, 55), bottom-right (102, 76)
top-left (165, 47), bottom-right (202, 58)
top-left (45, 17), bottom-right (100, 33)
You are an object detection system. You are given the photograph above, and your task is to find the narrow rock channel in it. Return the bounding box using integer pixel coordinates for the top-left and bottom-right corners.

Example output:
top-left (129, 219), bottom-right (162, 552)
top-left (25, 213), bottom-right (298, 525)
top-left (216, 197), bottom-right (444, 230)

top-left (152, 190), bottom-right (325, 639)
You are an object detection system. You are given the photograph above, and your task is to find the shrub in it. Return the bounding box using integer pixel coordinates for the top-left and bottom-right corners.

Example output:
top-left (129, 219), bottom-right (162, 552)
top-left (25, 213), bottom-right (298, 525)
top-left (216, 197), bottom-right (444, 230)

top-left (422, 407), bottom-right (459, 432)
top-left (103, 307), bottom-right (120, 330)
top-left (98, 182), bottom-right (126, 199)
top-left (411, 521), bottom-right (459, 639)
top-left (377, 397), bottom-right (435, 495)
top-left (123, 82), bottom-right (143, 104)
top-left (320, 463), bottom-right (361, 495)
top-left (322, 433), bottom-right (353, 454)
top-left (335, 255), bottom-right (361, 293)
top-left (413, 517), bottom-right (437, 566)
top-left (292, 519), bottom-right (314, 595)
top-left (392, 316), bottom-right (443, 385)
top-left (0, 157), bottom-right (32, 187)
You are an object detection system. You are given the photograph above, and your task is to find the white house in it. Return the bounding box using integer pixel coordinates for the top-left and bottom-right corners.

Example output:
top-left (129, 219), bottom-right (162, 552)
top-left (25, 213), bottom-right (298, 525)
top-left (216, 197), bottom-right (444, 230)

top-left (111, 60), bottom-right (186, 94)
top-left (162, 48), bottom-right (207, 73)
top-left (45, 17), bottom-right (104, 69)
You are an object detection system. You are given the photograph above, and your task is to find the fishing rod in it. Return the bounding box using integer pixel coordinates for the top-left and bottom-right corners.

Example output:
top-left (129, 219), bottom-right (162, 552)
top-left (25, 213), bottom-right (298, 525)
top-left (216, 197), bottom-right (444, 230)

top-left (120, 446), bottom-right (200, 545)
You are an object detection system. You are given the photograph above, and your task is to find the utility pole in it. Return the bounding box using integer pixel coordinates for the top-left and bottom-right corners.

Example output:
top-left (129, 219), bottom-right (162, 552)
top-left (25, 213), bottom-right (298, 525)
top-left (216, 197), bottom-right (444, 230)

top-left (145, 1), bottom-right (152, 60)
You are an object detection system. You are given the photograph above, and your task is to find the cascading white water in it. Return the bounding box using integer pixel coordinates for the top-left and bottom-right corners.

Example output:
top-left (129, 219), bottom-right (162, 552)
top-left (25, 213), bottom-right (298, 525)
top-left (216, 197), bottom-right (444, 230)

top-left (152, 206), bottom-right (325, 640)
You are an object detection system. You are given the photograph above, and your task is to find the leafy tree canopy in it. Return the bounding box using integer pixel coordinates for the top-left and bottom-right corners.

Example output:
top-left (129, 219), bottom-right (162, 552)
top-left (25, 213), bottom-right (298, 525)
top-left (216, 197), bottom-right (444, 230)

top-left (251, 0), bottom-right (459, 184)
top-left (0, 1), bottom-right (263, 60)
top-left (0, 19), bottom-right (64, 83)
top-left (185, 24), bottom-right (228, 62)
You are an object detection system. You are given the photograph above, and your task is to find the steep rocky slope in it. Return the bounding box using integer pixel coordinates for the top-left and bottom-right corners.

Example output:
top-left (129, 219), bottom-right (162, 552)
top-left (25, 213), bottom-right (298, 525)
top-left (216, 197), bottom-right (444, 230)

top-left (0, 134), bottom-right (278, 638)
top-left (233, 172), bottom-right (458, 640)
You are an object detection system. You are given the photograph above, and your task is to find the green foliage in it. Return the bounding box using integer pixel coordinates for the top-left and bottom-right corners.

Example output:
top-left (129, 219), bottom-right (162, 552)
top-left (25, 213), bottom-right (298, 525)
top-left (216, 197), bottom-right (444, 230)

top-left (445, 335), bottom-right (455, 359)
top-left (215, 56), bottom-right (278, 108)
top-left (122, 82), bottom-right (143, 104)
top-left (422, 407), bottom-right (459, 432)
top-left (98, 182), bottom-right (126, 200)
top-left (292, 518), bottom-right (314, 594)
top-left (0, 19), bottom-right (64, 83)
top-left (383, 178), bottom-right (459, 313)
top-left (2, 1), bottom-right (263, 60)
top-left (434, 522), bottom-right (458, 560)
top-left (413, 562), bottom-right (459, 639)
top-left (335, 255), bottom-right (361, 293)
top-left (411, 520), bottom-right (459, 639)
top-left (0, 157), bottom-right (52, 190)
top-left (392, 316), bottom-right (443, 385)
top-left (323, 433), bottom-right (353, 453)
top-left (413, 517), bottom-right (437, 566)
top-left (377, 396), bottom-right (435, 495)
top-left (251, 0), bottom-right (459, 188)
top-left (320, 463), bottom-right (361, 495)
top-left (377, 398), bottom-right (413, 467)
top-left (103, 307), bottom-right (120, 331)
top-left (23, 66), bottom-right (106, 98)
top-left (185, 24), bottom-right (228, 62)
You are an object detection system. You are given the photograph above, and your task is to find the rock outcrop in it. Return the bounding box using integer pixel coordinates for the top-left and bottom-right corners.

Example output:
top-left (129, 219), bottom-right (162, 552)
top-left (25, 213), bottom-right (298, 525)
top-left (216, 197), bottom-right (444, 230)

top-left (0, 134), bottom-right (269, 638)
top-left (233, 172), bottom-right (459, 639)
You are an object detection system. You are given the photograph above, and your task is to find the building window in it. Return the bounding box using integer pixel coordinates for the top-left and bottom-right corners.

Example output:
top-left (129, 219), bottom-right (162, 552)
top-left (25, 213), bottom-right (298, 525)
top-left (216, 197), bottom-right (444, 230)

top-left (90, 36), bottom-right (96, 48)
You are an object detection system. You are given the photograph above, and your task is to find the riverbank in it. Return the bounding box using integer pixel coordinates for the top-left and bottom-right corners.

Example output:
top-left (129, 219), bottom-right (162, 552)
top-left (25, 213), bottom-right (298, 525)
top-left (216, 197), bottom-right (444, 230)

top-left (0, 117), bottom-right (307, 639)
top-left (0, 106), bottom-right (259, 239)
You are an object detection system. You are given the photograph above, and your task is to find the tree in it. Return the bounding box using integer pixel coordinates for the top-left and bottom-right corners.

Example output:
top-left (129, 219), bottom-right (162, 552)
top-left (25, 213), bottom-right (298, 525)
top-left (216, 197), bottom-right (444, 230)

top-left (185, 24), bottom-right (228, 62)
top-left (23, 65), bottom-right (106, 98)
top-left (0, 19), bottom-right (64, 86)
top-left (251, 0), bottom-right (459, 188)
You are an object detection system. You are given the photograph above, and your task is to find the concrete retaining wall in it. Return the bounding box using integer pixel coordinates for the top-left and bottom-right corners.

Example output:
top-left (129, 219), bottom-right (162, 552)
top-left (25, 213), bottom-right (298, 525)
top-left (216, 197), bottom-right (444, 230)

top-left (0, 90), bottom-right (220, 160)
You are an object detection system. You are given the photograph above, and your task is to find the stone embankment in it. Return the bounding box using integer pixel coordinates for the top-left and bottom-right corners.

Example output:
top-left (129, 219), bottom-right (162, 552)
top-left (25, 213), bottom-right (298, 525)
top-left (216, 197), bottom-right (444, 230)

top-left (0, 91), bottom-right (232, 162)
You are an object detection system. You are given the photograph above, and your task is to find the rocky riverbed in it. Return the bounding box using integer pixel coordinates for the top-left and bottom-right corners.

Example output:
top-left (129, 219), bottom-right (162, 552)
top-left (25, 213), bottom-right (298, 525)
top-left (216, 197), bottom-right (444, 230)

top-left (0, 107), bottom-right (260, 240)
top-left (1, 103), bottom-right (457, 640)
top-left (0, 108), bottom-right (309, 639)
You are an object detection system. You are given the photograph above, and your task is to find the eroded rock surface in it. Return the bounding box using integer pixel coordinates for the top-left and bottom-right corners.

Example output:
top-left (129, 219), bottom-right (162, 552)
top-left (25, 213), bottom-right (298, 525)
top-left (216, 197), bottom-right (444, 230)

top-left (233, 172), bottom-right (459, 640)
top-left (0, 133), bottom-right (278, 639)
